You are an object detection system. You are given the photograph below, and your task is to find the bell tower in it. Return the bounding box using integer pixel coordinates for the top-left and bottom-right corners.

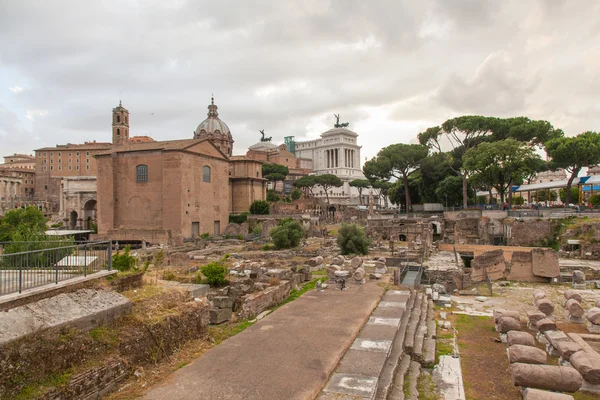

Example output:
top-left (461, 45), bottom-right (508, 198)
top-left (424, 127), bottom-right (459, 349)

top-left (112, 101), bottom-right (130, 145)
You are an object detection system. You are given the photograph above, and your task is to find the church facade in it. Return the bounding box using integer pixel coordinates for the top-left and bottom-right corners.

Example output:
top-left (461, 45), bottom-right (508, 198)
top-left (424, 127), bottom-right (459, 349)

top-left (94, 99), bottom-right (265, 244)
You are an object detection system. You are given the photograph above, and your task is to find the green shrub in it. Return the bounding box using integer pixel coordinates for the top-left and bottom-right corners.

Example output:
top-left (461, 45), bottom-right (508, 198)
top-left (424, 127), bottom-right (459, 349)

top-left (513, 196), bottom-right (524, 205)
top-left (50, 222), bottom-right (64, 228)
top-left (590, 194), bottom-right (600, 206)
top-left (267, 190), bottom-right (280, 202)
top-left (200, 260), bottom-right (228, 286)
top-left (283, 196), bottom-right (292, 203)
top-left (291, 188), bottom-right (302, 201)
top-left (262, 243), bottom-right (275, 251)
top-left (236, 234), bottom-right (244, 240)
top-left (229, 213), bottom-right (249, 224)
top-left (154, 250), bottom-right (164, 266)
top-left (250, 200), bottom-right (270, 215)
top-left (200, 232), bottom-right (210, 239)
top-left (162, 270), bottom-right (177, 281)
top-left (270, 218), bottom-right (304, 249)
top-left (337, 223), bottom-right (371, 255)
top-left (252, 225), bottom-right (263, 235)
top-left (112, 245), bottom-right (137, 272)
top-left (225, 233), bottom-right (231, 239)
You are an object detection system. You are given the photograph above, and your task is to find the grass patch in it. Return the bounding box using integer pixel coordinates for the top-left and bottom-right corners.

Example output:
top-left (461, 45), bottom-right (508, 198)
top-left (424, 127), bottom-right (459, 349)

top-left (417, 372), bottom-right (437, 400)
top-left (313, 268), bottom-right (327, 276)
top-left (273, 277), bottom-right (328, 310)
top-left (14, 369), bottom-right (73, 400)
top-left (435, 340), bottom-right (454, 365)
top-left (89, 326), bottom-right (119, 347)
top-left (208, 319), bottom-right (255, 345)
top-left (123, 284), bottom-right (164, 303)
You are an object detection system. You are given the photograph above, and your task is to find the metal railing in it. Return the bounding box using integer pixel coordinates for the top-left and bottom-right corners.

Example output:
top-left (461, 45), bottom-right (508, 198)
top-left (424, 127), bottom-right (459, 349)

top-left (0, 240), bottom-right (79, 254)
top-left (0, 241), bottom-right (112, 296)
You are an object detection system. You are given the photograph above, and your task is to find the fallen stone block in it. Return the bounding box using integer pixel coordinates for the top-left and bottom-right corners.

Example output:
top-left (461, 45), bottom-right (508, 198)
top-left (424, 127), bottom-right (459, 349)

top-left (522, 388), bottom-right (574, 400)
top-left (543, 330), bottom-right (571, 349)
top-left (527, 310), bottom-right (546, 325)
top-left (212, 296), bottom-right (234, 309)
top-left (353, 267), bottom-right (366, 282)
top-left (586, 307), bottom-right (600, 325)
top-left (494, 309), bottom-right (520, 324)
top-left (531, 248), bottom-right (559, 278)
top-left (303, 271), bottom-right (313, 282)
top-left (570, 350), bottom-right (600, 384)
top-left (535, 298), bottom-right (554, 316)
top-left (507, 331), bottom-right (535, 347)
top-left (536, 319), bottom-right (557, 332)
top-left (564, 290), bottom-right (583, 303)
top-left (510, 363), bottom-right (582, 392)
top-left (565, 299), bottom-right (585, 319)
top-left (350, 257), bottom-right (363, 270)
top-left (556, 341), bottom-right (583, 360)
top-left (573, 270), bottom-right (586, 284)
top-left (533, 289), bottom-right (546, 300)
top-left (332, 255), bottom-right (345, 266)
top-left (508, 345), bottom-right (547, 364)
top-left (326, 265), bottom-right (341, 279)
top-left (209, 307), bottom-right (231, 324)
top-left (497, 316), bottom-right (520, 333)
top-left (596, 299), bottom-right (600, 308)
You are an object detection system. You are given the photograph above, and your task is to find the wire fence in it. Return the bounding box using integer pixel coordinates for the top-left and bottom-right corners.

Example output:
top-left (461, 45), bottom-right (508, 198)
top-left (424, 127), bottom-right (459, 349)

top-left (0, 241), bottom-right (112, 296)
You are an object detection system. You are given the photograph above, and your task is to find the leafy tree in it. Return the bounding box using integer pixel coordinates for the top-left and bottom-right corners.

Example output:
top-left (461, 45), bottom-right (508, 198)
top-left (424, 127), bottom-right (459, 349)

top-left (545, 131), bottom-right (600, 205)
top-left (249, 200), bottom-right (270, 215)
top-left (314, 174), bottom-right (343, 205)
top-left (337, 223), bottom-right (371, 255)
top-left (0, 206), bottom-right (47, 242)
top-left (291, 188), bottom-right (302, 201)
top-left (559, 187), bottom-right (579, 204)
top-left (534, 190), bottom-right (558, 202)
top-left (513, 196), bottom-right (524, 205)
top-left (435, 176), bottom-right (464, 207)
top-left (419, 116), bottom-right (562, 208)
top-left (589, 194), bottom-right (600, 206)
top-left (112, 245), bottom-right (138, 272)
top-left (270, 218), bottom-right (304, 249)
top-left (463, 139), bottom-right (542, 204)
top-left (294, 175), bottom-right (317, 198)
top-left (414, 153), bottom-right (458, 203)
top-left (262, 164), bottom-right (289, 192)
top-left (349, 179), bottom-right (370, 204)
top-left (267, 189), bottom-right (280, 202)
top-left (364, 144), bottom-right (428, 211)
top-left (371, 180), bottom-right (392, 208)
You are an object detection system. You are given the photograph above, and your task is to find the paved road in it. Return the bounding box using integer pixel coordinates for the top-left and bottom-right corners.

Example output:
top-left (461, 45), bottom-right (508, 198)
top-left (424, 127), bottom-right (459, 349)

top-left (143, 281), bottom-right (384, 400)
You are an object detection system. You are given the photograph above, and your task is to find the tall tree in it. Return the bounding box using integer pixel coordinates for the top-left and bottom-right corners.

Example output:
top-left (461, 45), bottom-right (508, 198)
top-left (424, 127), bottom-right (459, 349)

top-left (371, 180), bottom-right (392, 208)
top-left (262, 163), bottom-right (289, 192)
top-left (419, 116), bottom-right (562, 208)
top-left (349, 179), bottom-right (371, 204)
top-left (0, 206), bottom-right (47, 242)
top-left (364, 144), bottom-right (428, 212)
top-left (294, 175), bottom-right (317, 198)
top-left (315, 174), bottom-right (343, 205)
top-left (463, 139), bottom-right (542, 205)
top-left (545, 131), bottom-right (600, 205)
top-left (435, 176), bottom-right (464, 207)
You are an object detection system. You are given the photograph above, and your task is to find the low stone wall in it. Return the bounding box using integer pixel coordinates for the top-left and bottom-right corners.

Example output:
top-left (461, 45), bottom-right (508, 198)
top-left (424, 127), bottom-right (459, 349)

top-left (41, 358), bottom-right (128, 400)
top-left (109, 272), bottom-right (144, 292)
top-left (238, 281), bottom-right (291, 319)
top-left (0, 297), bottom-right (210, 398)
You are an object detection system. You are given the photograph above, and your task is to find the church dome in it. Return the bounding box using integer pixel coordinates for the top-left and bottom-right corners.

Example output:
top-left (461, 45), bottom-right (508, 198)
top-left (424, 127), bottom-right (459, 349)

top-left (193, 97), bottom-right (234, 156)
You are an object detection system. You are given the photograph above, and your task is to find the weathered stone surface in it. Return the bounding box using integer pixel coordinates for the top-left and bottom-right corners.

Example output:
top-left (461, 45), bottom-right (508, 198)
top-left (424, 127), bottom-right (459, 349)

top-left (535, 298), bottom-right (554, 316)
top-left (353, 267), bottom-right (366, 282)
top-left (569, 350), bottom-right (600, 384)
top-left (531, 248), bottom-right (559, 278)
top-left (507, 251), bottom-right (547, 283)
top-left (596, 299), bottom-right (600, 308)
top-left (543, 330), bottom-right (571, 349)
top-left (350, 257), bottom-right (363, 270)
top-left (0, 289), bottom-right (132, 346)
top-left (565, 299), bottom-right (585, 318)
top-left (326, 265), bottom-right (341, 279)
top-left (332, 255), bottom-right (345, 266)
top-left (374, 261), bottom-right (387, 274)
top-left (527, 311), bottom-right (546, 325)
top-left (238, 281), bottom-right (291, 319)
top-left (536, 318), bottom-right (557, 332)
top-left (210, 308), bottom-right (231, 324)
top-left (471, 250), bottom-right (506, 282)
top-left (303, 272), bottom-right (313, 282)
top-left (564, 290), bottom-right (583, 303)
top-left (586, 307), bottom-right (600, 325)
top-left (510, 363), bottom-right (583, 392)
top-left (497, 316), bottom-right (520, 333)
top-left (573, 270), bottom-right (586, 284)
top-left (555, 341), bottom-right (583, 360)
top-left (308, 256), bottom-right (324, 267)
top-left (494, 309), bottom-right (520, 324)
top-left (507, 331), bottom-right (535, 347)
top-left (533, 289), bottom-right (546, 300)
top-left (508, 345), bottom-right (547, 364)
top-left (211, 296), bottom-right (234, 309)
top-left (522, 388), bottom-right (574, 400)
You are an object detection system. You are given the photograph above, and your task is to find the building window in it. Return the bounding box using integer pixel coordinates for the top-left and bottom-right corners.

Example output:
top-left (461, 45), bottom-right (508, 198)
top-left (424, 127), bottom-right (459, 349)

top-left (86, 152), bottom-right (89, 156)
top-left (69, 152), bottom-right (72, 157)
top-left (44, 185), bottom-right (48, 190)
top-left (50, 166), bottom-right (53, 171)
top-left (136, 164), bottom-right (148, 183)
top-left (202, 166), bottom-right (211, 182)
top-left (68, 166), bottom-right (72, 170)
top-left (58, 166), bottom-right (62, 171)
top-left (86, 165), bottom-right (89, 170)
top-left (43, 166), bottom-right (47, 171)
top-left (68, 159), bottom-right (72, 164)
top-left (117, 115), bottom-right (120, 123)
top-left (86, 158), bottom-right (89, 163)
top-left (76, 165), bottom-right (79, 170)
top-left (58, 159), bottom-right (61, 163)
top-left (50, 152), bottom-right (53, 156)
top-left (117, 128), bottom-right (120, 137)
top-left (76, 152), bottom-right (79, 156)
top-left (43, 152), bottom-right (47, 156)
top-left (58, 152), bottom-right (61, 156)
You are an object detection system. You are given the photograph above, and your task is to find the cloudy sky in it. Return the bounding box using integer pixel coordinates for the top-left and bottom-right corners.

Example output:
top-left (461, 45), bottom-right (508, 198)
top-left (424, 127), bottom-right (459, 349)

top-left (1, 0), bottom-right (599, 163)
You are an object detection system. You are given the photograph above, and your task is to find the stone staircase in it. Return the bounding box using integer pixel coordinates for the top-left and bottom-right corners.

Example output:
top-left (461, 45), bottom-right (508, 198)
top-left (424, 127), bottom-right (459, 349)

top-left (318, 288), bottom-right (436, 400)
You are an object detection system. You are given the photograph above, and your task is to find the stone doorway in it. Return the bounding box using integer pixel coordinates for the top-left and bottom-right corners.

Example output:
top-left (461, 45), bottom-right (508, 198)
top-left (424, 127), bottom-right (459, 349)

top-left (69, 210), bottom-right (78, 229)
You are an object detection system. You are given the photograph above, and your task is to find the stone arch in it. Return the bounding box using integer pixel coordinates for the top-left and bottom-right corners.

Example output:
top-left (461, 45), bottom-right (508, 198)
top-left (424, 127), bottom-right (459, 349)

top-left (69, 210), bottom-right (78, 229)
top-left (399, 234), bottom-right (407, 242)
top-left (83, 199), bottom-right (97, 230)
top-left (431, 221), bottom-right (441, 234)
